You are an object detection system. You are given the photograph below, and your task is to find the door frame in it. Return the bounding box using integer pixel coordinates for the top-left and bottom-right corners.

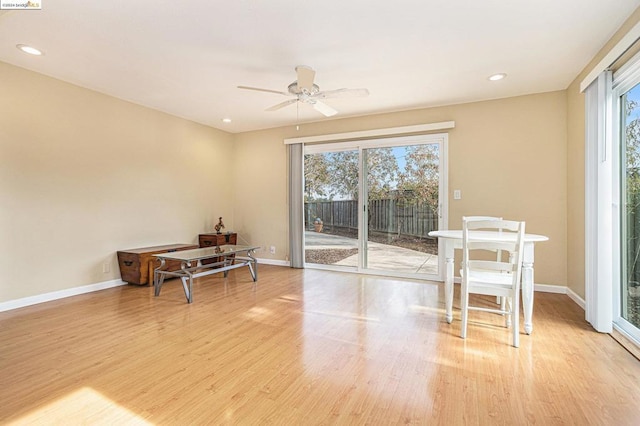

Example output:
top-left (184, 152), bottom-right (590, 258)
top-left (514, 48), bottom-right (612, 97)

top-left (612, 53), bottom-right (640, 343)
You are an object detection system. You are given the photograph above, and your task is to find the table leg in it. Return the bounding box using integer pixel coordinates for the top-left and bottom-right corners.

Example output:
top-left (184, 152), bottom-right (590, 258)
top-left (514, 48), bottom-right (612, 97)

top-left (522, 261), bottom-right (534, 334)
top-left (248, 250), bottom-right (257, 282)
top-left (181, 274), bottom-right (194, 304)
top-left (521, 243), bottom-right (535, 334)
top-left (444, 242), bottom-right (454, 324)
top-left (179, 261), bottom-right (193, 304)
top-left (154, 273), bottom-right (165, 297)
top-left (154, 258), bottom-right (166, 297)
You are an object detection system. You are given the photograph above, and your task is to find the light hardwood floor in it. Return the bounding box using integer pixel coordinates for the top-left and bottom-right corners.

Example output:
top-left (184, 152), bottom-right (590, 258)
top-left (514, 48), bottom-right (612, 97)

top-left (1, 266), bottom-right (639, 425)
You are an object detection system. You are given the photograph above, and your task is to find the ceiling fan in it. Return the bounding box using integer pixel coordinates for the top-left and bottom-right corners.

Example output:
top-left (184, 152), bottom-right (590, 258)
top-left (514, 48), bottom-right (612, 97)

top-left (238, 65), bottom-right (369, 117)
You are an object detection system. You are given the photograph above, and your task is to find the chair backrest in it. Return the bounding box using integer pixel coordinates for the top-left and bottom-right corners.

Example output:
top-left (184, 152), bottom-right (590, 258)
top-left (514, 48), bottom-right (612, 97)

top-left (462, 219), bottom-right (525, 288)
top-left (463, 216), bottom-right (503, 223)
top-left (463, 216), bottom-right (504, 259)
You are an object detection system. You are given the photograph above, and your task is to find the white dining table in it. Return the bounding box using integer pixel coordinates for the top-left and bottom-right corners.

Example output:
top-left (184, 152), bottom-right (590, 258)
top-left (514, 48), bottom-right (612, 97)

top-left (428, 229), bottom-right (549, 334)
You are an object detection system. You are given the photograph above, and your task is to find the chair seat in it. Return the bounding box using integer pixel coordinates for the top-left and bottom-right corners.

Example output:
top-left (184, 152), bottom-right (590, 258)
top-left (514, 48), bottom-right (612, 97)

top-left (461, 271), bottom-right (514, 297)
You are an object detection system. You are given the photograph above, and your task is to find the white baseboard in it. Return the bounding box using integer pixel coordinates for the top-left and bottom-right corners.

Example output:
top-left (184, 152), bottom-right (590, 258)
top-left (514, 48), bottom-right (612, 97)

top-left (256, 258), bottom-right (290, 267)
top-left (534, 283), bottom-right (567, 294)
top-left (0, 279), bottom-right (127, 313)
top-left (566, 287), bottom-right (586, 310)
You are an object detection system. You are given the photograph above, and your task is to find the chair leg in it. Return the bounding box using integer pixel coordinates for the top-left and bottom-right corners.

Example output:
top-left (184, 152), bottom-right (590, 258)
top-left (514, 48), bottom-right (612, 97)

top-left (461, 286), bottom-right (469, 339)
top-left (512, 293), bottom-right (520, 348)
top-left (504, 296), bottom-right (511, 328)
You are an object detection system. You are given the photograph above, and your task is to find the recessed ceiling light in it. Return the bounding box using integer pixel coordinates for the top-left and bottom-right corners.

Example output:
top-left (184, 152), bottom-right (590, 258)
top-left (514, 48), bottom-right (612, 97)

top-left (16, 44), bottom-right (43, 56)
top-left (488, 73), bottom-right (507, 81)
top-left (222, 118), bottom-right (232, 123)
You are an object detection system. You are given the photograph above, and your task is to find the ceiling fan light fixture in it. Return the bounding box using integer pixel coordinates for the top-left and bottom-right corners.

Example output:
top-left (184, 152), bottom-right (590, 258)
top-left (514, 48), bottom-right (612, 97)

top-left (16, 44), bottom-right (43, 56)
top-left (488, 73), bottom-right (507, 81)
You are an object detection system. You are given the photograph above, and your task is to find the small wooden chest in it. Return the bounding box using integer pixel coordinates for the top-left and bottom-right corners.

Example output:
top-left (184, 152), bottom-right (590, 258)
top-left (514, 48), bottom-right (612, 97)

top-left (198, 232), bottom-right (237, 247)
top-left (199, 233), bottom-right (237, 265)
top-left (117, 243), bottom-right (199, 286)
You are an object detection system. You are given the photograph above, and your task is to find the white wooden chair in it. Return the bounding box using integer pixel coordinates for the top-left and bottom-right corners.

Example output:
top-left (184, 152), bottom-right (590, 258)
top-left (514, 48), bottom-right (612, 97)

top-left (460, 218), bottom-right (525, 347)
top-left (463, 216), bottom-right (504, 306)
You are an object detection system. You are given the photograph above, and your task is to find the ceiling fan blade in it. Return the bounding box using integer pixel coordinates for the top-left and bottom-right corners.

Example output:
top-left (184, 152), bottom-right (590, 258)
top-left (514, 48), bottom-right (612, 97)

top-left (315, 88), bottom-right (370, 99)
top-left (237, 85), bottom-right (289, 96)
top-left (312, 101), bottom-right (338, 117)
top-left (296, 65), bottom-right (316, 91)
top-left (266, 99), bottom-right (298, 111)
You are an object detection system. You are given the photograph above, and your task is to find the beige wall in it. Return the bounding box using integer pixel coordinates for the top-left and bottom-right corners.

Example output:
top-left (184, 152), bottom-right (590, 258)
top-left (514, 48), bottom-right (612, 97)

top-left (0, 61), bottom-right (234, 302)
top-left (565, 7), bottom-right (640, 299)
top-left (233, 91), bottom-right (568, 286)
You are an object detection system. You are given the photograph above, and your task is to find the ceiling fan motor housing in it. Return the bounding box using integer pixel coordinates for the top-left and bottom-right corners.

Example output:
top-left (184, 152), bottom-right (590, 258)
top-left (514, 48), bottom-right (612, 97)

top-left (288, 82), bottom-right (320, 96)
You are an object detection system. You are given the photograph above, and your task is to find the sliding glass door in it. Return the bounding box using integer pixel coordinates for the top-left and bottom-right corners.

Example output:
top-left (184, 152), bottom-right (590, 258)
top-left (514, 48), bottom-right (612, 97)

top-left (363, 143), bottom-right (440, 276)
top-left (613, 54), bottom-right (640, 343)
top-left (303, 134), bottom-right (446, 280)
top-left (618, 82), bottom-right (640, 339)
top-left (303, 148), bottom-right (359, 271)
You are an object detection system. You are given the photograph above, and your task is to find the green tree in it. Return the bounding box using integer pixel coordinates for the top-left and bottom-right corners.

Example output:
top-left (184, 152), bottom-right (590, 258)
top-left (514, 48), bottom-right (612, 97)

top-left (366, 148), bottom-right (400, 200)
top-left (304, 153), bottom-right (330, 201)
top-left (625, 96), bottom-right (640, 282)
top-left (305, 149), bottom-right (402, 201)
top-left (304, 145), bottom-right (439, 238)
top-left (327, 150), bottom-right (359, 200)
top-left (398, 144), bottom-right (439, 212)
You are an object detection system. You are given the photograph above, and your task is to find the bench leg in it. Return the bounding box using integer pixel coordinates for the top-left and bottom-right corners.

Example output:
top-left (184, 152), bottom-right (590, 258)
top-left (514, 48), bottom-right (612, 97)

top-left (248, 250), bottom-right (258, 282)
top-left (181, 276), bottom-right (193, 303)
top-left (154, 273), bottom-right (166, 297)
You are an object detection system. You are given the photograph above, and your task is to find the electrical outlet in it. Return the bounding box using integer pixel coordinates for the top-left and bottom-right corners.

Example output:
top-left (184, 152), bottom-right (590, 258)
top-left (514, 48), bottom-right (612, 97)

top-left (270, 246), bottom-right (276, 254)
top-left (453, 189), bottom-right (461, 200)
top-left (102, 262), bottom-right (110, 273)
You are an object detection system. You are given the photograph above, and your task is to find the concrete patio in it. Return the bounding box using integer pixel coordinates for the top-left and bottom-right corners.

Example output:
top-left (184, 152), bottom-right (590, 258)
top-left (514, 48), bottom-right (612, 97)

top-left (304, 231), bottom-right (438, 274)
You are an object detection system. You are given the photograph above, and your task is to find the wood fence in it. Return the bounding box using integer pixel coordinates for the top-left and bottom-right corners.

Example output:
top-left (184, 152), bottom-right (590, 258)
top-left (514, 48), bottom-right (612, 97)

top-left (305, 199), bottom-right (438, 238)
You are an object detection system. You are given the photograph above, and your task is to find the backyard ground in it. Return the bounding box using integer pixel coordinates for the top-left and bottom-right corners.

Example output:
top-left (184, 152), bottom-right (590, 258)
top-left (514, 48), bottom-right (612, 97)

top-left (305, 227), bottom-right (438, 264)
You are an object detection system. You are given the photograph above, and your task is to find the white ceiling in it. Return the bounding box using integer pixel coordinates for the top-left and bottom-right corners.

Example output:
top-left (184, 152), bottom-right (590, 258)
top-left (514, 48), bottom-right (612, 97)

top-left (1, 1), bottom-right (639, 133)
